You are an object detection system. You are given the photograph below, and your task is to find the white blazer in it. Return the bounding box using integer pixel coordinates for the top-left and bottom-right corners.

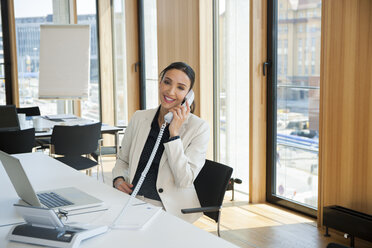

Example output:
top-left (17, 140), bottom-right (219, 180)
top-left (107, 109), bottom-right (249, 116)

top-left (113, 108), bottom-right (210, 223)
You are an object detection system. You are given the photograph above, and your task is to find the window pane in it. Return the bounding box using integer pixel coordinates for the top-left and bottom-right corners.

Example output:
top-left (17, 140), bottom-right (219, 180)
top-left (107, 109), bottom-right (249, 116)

top-left (217, 0), bottom-right (250, 193)
top-left (0, 3), bottom-right (5, 105)
top-left (112, 0), bottom-right (128, 126)
top-left (275, 0), bottom-right (321, 208)
top-left (77, 0), bottom-right (100, 121)
top-left (14, 0), bottom-right (61, 114)
top-left (143, 0), bottom-right (158, 109)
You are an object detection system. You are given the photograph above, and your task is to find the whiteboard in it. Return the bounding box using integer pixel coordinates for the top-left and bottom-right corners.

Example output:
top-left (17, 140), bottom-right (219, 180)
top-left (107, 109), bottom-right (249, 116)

top-left (39, 25), bottom-right (90, 99)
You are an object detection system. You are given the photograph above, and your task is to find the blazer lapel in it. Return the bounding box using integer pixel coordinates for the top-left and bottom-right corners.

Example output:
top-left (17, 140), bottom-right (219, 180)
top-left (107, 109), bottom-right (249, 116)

top-left (129, 108), bottom-right (157, 182)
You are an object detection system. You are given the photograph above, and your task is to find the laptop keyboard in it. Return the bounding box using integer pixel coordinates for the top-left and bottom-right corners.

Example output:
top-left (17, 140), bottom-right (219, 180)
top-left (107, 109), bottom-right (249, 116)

top-left (37, 192), bottom-right (73, 208)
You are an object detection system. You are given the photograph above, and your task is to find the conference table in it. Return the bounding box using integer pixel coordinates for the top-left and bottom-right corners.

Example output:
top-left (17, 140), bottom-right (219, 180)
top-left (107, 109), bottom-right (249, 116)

top-left (0, 153), bottom-right (238, 248)
top-left (31, 115), bottom-right (124, 152)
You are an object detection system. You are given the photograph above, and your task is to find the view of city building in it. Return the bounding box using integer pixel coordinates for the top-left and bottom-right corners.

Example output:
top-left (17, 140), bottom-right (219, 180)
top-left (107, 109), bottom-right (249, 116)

top-left (14, 0), bottom-right (99, 121)
top-left (275, 0), bottom-right (321, 208)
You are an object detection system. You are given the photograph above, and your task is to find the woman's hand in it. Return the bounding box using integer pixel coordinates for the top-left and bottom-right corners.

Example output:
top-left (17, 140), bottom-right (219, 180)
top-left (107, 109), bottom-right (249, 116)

top-left (114, 178), bottom-right (133, 194)
top-left (168, 101), bottom-right (190, 137)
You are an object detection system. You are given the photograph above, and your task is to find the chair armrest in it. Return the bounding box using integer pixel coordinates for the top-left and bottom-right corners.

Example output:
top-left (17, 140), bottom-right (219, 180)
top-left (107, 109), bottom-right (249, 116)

top-left (181, 206), bottom-right (221, 214)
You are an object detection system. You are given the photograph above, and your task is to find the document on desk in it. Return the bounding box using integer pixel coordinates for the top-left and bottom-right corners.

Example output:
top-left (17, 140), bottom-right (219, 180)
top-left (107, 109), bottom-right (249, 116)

top-left (44, 114), bottom-right (77, 120)
top-left (118, 203), bottom-right (161, 230)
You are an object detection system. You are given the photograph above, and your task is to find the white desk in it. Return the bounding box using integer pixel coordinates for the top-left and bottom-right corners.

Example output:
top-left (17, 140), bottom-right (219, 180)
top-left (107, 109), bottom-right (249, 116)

top-left (0, 153), bottom-right (238, 248)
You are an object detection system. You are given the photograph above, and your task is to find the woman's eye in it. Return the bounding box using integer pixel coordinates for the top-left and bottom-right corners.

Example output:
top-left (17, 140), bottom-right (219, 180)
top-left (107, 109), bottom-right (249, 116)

top-left (164, 80), bottom-right (170, 85)
top-left (178, 87), bottom-right (185, 91)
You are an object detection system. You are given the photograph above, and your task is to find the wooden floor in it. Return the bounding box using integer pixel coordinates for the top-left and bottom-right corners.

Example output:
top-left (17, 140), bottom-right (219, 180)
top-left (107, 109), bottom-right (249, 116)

top-left (95, 157), bottom-right (372, 248)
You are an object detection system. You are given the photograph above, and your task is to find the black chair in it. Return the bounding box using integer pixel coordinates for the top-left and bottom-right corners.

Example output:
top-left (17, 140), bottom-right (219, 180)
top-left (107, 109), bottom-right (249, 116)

top-left (16, 106), bottom-right (51, 149)
top-left (16, 106), bottom-right (41, 117)
top-left (50, 122), bottom-right (103, 178)
top-left (326, 243), bottom-right (351, 248)
top-left (181, 159), bottom-right (233, 237)
top-left (0, 105), bottom-right (20, 131)
top-left (0, 128), bottom-right (36, 154)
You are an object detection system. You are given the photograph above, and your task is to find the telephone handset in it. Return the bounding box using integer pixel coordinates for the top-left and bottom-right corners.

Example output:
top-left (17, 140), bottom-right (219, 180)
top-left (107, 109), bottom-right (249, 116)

top-left (164, 89), bottom-right (194, 124)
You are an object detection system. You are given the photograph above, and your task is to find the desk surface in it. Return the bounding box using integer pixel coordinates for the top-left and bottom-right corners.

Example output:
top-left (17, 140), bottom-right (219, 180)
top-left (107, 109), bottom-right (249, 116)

top-left (0, 153), bottom-right (238, 248)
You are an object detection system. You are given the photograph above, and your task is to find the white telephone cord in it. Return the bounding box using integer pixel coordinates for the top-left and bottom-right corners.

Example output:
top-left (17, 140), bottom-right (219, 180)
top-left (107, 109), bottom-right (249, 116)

top-left (111, 122), bottom-right (168, 229)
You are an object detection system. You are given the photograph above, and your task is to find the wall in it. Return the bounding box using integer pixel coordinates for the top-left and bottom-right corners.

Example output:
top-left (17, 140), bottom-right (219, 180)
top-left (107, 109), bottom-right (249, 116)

top-left (249, 0), bottom-right (267, 203)
top-left (157, 0), bottom-right (214, 159)
top-left (319, 0), bottom-right (372, 223)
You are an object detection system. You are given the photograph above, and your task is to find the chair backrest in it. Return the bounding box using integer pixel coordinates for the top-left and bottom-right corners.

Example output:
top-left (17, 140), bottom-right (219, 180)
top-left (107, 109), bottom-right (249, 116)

top-left (16, 106), bottom-right (41, 117)
top-left (194, 159), bottom-right (233, 222)
top-left (0, 128), bottom-right (35, 154)
top-left (0, 105), bottom-right (20, 131)
top-left (51, 122), bottom-right (101, 156)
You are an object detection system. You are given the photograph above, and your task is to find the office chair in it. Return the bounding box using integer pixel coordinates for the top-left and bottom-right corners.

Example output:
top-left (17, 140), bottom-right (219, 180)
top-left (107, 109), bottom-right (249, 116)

top-left (50, 122), bottom-right (103, 179)
top-left (16, 106), bottom-right (41, 117)
top-left (16, 106), bottom-right (51, 149)
top-left (0, 105), bottom-right (20, 131)
top-left (326, 243), bottom-right (351, 248)
top-left (90, 126), bottom-right (126, 182)
top-left (0, 128), bottom-right (36, 154)
top-left (181, 159), bottom-right (233, 237)
top-left (90, 140), bottom-right (116, 183)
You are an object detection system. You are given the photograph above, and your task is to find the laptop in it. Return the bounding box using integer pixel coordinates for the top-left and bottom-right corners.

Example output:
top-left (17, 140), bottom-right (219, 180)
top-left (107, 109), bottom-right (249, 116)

top-left (0, 105), bottom-right (20, 131)
top-left (0, 150), bottom-right (103, 211)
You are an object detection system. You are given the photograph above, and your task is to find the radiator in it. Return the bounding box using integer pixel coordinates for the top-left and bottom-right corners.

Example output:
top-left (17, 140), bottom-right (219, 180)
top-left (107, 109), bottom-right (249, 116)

top-left (323, 205), bottom-right (372, 247)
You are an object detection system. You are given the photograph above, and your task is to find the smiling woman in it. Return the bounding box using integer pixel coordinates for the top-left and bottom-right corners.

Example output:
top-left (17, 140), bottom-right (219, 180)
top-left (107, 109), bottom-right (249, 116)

top-left (112, 62), bottom-right (210, 223)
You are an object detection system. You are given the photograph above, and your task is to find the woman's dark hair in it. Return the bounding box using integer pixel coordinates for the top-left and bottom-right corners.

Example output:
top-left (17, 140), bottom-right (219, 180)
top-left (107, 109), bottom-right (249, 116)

top-left (159, 62), bottom-right (196, 113)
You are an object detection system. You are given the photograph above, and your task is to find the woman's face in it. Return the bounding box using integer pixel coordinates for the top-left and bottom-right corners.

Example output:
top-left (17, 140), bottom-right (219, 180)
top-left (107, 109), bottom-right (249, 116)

top-left (159, 69), bottom-right (191, 112)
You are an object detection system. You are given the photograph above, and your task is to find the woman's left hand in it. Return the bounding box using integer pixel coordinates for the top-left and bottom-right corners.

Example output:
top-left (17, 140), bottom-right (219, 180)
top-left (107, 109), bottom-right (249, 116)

top-left (168, 101), bottom-right (190, 137)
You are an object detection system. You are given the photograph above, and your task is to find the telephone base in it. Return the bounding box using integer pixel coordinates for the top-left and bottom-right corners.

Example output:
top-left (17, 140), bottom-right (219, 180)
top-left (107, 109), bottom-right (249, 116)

top-left (8, 223), bottom-right (108, 248)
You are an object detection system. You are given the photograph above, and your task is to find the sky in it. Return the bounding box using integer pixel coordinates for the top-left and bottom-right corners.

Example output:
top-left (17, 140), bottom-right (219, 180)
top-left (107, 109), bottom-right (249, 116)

top-left (14, 0), bottom-right (96, 18)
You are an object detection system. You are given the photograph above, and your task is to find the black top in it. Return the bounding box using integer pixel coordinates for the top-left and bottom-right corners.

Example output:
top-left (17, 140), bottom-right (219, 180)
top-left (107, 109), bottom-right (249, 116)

top-left (131, 108), bottom-right (170, 201)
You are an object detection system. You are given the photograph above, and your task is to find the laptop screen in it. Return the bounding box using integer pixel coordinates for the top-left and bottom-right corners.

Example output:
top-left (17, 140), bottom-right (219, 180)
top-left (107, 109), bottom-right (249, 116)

top-left (0, 105), bottom-right (20, 131)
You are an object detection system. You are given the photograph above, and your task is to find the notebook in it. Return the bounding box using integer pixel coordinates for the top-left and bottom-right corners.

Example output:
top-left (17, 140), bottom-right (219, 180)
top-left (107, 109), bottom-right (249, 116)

top-left (0, 150), bottom-right (103, 211)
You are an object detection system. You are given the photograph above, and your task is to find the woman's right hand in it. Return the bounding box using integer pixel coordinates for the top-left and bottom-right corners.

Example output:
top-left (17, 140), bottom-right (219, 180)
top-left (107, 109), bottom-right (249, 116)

top-left (114, 178), bottom-right (133, 194)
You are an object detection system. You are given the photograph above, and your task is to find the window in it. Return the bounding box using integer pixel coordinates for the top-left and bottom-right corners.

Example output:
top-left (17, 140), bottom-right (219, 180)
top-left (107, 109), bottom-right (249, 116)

top-left (283, 39), bottom-right (288, 54)
top-left (267, 0), bottom-right (321, 216)
top-left (215, 0), bottom-right (250, 193)
top-left (298, 24), bottom-right (303, 33)
top-left (0, 3), bottom-right (5, 105)
top-left (112, 0), bottom-right (128, 126)
top-left (143, 0), bottom-right (159, 109)
top-left (14, 0), bottom-right (100, 119)
top-left (77, 0), bottom-right (100, 121)
top-left (14, 0), bottom-right (57, 114)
